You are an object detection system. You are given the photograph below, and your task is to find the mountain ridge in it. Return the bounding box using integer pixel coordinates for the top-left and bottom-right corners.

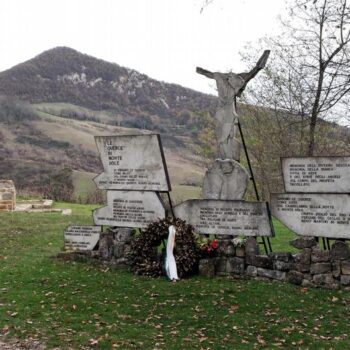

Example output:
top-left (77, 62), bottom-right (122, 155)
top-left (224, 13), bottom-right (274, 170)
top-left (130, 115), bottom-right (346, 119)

top-left (0, 46), bottom-right (217, 114)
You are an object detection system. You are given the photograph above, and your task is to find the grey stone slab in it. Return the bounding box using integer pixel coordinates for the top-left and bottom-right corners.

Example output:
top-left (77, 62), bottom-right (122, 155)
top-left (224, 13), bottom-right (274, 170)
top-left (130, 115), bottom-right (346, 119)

top-left (257, 268), bottom-right (286, 281)
top-left (93, 191), bottom-right (165, 228)
top-left (202, 159), bottom-right (249, 200)
top-left (341, 261), bottom-right (350, 275)
top-left (310, 263), bottom-right (332, 274)
top-left (330, 241), bottom-right (350, 260)
top-left (282, 157), bottom-right (350, 193)
top-left (290, 237), bottom-right (317, 249)
top-left (246, 265), bottom-right (258, 277)
top-left (245, 237), bottom-right (260, 256)
top-left (174, 199), bottom-right (274, 237)
top-left (227, 257), bottom-right (245, 275)
top-left (287, 271), bottom-right (304, 285)
top-left (311, 248), bottom-right (330, 263)
top-left (271, 193), bottom-right (350, 239)
top-left (64, 226), bottom-right (101, 251)
top-left (246, 255), bottom-right (273, 269)
top-left (341, 275), bottom-right (350, 285)
top-left (199, 259), bottom-right (216, 277)
top-left (93, 134), bottom-right (170, 191)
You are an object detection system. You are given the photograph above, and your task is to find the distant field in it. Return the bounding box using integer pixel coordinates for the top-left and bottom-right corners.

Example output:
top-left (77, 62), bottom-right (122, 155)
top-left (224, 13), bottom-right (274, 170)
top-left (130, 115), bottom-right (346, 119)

top-left (72, 170), bottom-right (98, 200)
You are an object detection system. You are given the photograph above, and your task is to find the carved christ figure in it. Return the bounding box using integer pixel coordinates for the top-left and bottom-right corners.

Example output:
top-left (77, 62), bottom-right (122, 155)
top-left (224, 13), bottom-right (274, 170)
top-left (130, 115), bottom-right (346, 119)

top-left (196, 50), bottom-right (270, 161)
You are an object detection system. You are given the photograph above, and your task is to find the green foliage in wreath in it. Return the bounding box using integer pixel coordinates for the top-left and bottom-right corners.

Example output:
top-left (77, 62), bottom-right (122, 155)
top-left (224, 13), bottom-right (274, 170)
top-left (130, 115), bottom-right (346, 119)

top-left (128, 217), bottom-right (200, 278)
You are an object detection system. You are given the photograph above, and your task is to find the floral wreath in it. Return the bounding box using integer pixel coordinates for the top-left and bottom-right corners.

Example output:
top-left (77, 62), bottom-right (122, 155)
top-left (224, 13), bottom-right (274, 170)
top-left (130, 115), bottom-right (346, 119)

top-left (128, 217), bottom-right (200, 278)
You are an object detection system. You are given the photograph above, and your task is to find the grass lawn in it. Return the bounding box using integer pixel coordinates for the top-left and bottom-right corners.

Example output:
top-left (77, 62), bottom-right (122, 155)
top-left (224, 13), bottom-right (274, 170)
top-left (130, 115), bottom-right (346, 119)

top-left (0, 203), bottom-right (349, 349)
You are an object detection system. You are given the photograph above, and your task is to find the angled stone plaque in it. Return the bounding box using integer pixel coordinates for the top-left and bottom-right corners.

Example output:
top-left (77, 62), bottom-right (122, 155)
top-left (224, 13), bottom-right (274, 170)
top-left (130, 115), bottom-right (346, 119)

top-left (93, 191), bottom-right (165, 228)
top-left (174, 200), bottom-right (274, 237)
top-left (271, 193), bottom-right (350, 239)
top-left (64, 226), bottom-right (101, 251)
top-left (282, 157), bottom-right (350, 193)
top-left (94, 134), bottom-right (170, 191)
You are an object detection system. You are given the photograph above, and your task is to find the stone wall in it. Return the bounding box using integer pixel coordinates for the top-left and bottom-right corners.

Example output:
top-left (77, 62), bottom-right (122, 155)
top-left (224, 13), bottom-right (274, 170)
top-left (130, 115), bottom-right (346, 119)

top-left (59, 228), bottom-right (350, 291)
top-left (0, 180), bottom-right (16, 212)
top-left (59, 227), bottom-right (134, 265)
top-left (199, 237), bottom-right (350, 290)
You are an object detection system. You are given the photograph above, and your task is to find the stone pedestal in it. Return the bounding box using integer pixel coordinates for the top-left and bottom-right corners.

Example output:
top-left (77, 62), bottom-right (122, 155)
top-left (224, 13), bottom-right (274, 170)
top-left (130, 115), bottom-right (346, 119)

top-left (0, 180), bottom-right (16, 212)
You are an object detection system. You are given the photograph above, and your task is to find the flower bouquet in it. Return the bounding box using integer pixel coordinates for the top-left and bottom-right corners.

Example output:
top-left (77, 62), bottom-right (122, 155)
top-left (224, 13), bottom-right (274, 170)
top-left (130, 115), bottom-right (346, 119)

top-left (197, 237), bottom-right (219, 258)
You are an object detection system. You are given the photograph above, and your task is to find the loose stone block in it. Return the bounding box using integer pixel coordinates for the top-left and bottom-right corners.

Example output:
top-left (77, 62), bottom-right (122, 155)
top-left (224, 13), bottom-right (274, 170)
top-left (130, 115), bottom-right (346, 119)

top-left (114, 228), bottom-right (134, 243)
top-left (227, 257), bottom-right (245, 275)
top-left (269, 252), bottom-right (293, 263)
top-left (245, 237), bottom-right (260, 256)
top-left (246, 255), bottom-right (273, 269)
top-left (287, 271), bottom-right (304, 285)
top-left (93, 134), bottom-right (170, 191)
top-left (292, 249), bottom-right (311, 272)
top-left (301, 279), bottom-right (315, 288)
top-left (310, 263), bottom-right (332, 275)
top-left (174, 199), bottom-right (274, 237)
top-left (274, 260), bottom-right (292, 272)
top-left (64, 226), bottom-right (101, 251)
top-left (271, 193), bottom-right (350, 239)
top-left (340, 275), bottom-right (350, 286)
top-left (270, 252), bottom-right (293, 271)
top-left (99, 234), bottom-right (114, 260)
top-left (311, 248), bottom-right (330, 263)
top-left (332, 261), bottom-right (341, 278)
top-left (235, 247), bottom-right (245, 257)
top-left (216, 258), bottom-right (227, 273)
top-left (217, 240), bottom-right (235, 257)
top-left (330, 241), bottom-right (350, 260)
top-left (312, 273), bottom-right (334, 286)
top-left (282, 157), bottom-right (350, 193)
top-left (199, 259), bottom-right (216, 277)
top-left (113, 244), bottom-right (126, 258)
top-left (93, 191), bottom-right (165, 228)
top-left (341, 260), bottom-right (350, 275)
top-left (257, 268), bottom-right (286, 281)
top-left (246, 265), bottom-right (258, 277)
top-left (202, 159), bottom-right (249, 200)
top-left (290, 237), bottom-right (317, 249)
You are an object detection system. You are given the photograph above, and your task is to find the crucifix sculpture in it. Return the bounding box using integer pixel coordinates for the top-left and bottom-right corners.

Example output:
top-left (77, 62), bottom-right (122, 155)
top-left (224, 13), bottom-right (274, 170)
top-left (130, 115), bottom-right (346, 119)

top-left (196, 50), bottom-right (270, 161)
top-left (197, 50), bottom-right (270, 200)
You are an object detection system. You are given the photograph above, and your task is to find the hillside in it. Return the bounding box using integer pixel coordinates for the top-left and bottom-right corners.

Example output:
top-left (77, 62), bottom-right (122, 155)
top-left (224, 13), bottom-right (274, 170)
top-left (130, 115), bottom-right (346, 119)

top-left (0, 47), bottom-right (219, 198)
top-left (0, 47), bottom-right (348, 201)
top-left (0, 47), bottom-right (216, 123)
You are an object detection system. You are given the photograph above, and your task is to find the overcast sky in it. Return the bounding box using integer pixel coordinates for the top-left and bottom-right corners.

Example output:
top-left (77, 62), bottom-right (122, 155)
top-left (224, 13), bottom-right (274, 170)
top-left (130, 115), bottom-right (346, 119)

top-left (0, 0), bottom-right (286, 94)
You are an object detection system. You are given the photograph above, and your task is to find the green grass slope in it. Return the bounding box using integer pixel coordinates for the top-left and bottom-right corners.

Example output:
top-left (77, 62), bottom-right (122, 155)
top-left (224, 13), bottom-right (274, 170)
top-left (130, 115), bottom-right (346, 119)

top-left (0, 205), bottom-right (348, 349)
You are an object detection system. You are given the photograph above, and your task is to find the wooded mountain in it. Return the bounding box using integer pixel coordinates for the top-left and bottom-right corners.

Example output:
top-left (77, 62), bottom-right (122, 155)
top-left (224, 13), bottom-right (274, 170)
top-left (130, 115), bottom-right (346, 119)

top-left (0, 47), bottom-right (218, 199)
top-left (0, 47), bottom-right (348, 201)
top-left (0, 46), bottom-right (216, 118)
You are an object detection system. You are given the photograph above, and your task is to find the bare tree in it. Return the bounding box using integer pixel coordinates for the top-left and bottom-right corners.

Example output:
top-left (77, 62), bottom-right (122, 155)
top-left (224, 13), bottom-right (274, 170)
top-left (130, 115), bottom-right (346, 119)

top-left (243, 0), bottom-right (350, 156)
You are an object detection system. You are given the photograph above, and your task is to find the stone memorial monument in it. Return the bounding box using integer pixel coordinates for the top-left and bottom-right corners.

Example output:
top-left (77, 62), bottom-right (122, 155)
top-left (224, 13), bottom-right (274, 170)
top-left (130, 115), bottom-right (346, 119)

top-left (197, 50), bottom-right (270, 200)
top-left (64, 133), bottom-right (169, 259)
top-left (93, 191), bottom-right (166, 228)
top-left (272, 156), bottom-right (350, 240)
top-left (64, 226), bottom-right (101, 251)
top-left (0, 180), bottom-right (16, 212)
top-left (281, 156), bottom-right (350, 193)
top-left (174, 51), bottom-right (274, 243)
top-left (174, 200), bottom-right (273, 236)
top-left (94, 134), bottom-right (170, 191)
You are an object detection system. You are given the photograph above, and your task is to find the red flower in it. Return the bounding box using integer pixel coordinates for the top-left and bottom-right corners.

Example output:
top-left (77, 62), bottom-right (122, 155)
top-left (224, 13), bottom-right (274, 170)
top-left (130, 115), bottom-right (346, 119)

top-left (210, 240), bottom-right (218, 249)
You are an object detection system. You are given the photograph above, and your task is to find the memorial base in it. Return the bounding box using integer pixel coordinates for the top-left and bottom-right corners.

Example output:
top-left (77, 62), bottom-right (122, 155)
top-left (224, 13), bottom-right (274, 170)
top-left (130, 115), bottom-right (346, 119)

top-left (59, 227), bottom-right (134, 266)
top-left (198, 237), bottom-right (350, 291)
